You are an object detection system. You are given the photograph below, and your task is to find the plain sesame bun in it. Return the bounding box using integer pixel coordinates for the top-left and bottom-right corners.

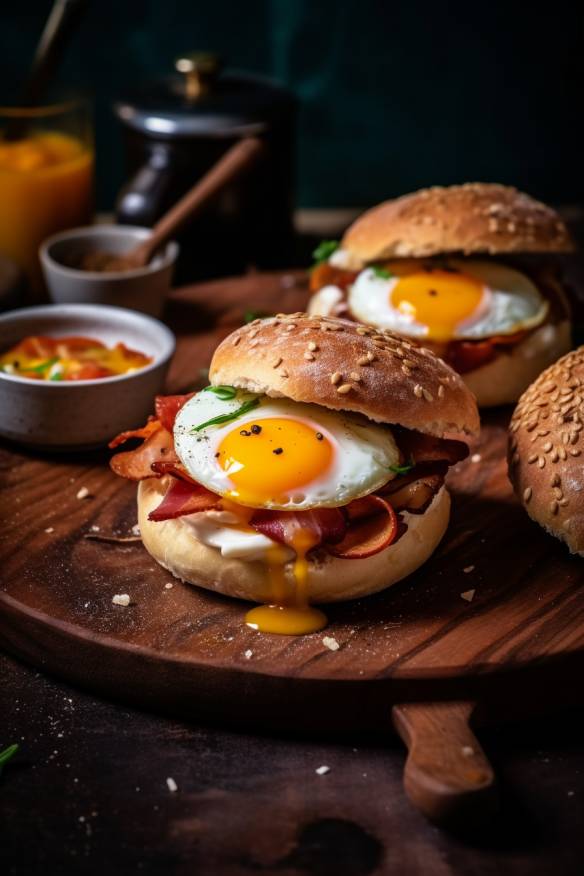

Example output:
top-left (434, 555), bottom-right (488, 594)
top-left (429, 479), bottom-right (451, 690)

top-left (210, 314), bottom-right (480, 438)
top-left (342, 183), bottom-right (574, 262)
top-left (138, 478), bottom-right (451, 603)
top-left (509, 347), bottom-right (584, 554)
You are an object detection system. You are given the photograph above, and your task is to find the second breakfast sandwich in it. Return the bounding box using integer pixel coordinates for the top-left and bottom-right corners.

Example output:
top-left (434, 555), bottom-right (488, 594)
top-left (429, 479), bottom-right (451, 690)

top-left (309, 184), bottom-right (574, 407)
top-left (110, 314), bottom-right (479, 634)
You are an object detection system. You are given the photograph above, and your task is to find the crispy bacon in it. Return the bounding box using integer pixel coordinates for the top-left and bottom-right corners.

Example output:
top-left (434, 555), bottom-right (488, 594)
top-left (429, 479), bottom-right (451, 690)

top-left (155, 393), bottom-right (195, 432)
top-left (150, 459), bottom-right (198, 483)
top-left (109, 425), bottom-right (174, 481)
top-left (382, 472), bottom-right (445, 514)
top-left (148, 478), bottom-right (221, 521)
top-left (250, 507), bottom-right (346, 548)
top-left (395, 429), bottom-right (468, 466)
top-left (309, 262), bottom-right (358, 293)
top-left (328, 494), bottom-right (398, 559)
top-left (108, 417), bottom-right (160, 449)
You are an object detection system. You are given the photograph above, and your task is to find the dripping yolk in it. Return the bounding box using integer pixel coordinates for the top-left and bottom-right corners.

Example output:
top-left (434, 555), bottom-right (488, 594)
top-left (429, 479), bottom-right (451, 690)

top-left (216, 417), bottom-right (333, 506)
top-left (390, 267), bottom-right (484, 342)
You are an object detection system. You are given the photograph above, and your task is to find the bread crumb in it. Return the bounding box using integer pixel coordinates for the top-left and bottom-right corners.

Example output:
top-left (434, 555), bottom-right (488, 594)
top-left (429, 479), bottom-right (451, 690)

top-left (470, 453), bottom-right (481, 463)
top-left (91, 525), bottom-right (100, 532)
top-left (76, 487), bottom-right (90, 500)
top-left (166, 777), bottom-right (178, 792)
top-left (164, 582), bottom-right (173, 590)
top-left (244, 649), bottom-right (253, 659)
top-left (131, 524), bottom-right (141, 536)
top-left (462, 745), bottom-right (475, 757)
top-left (44, 527), bottom-right (54, 534)
top-left (315, 765), bottom-right (330, 776)
top-left (460, 589), bottom-right (476, 603)
top-left (112, 594), bottom-right (130, 606)
top-left (322, 636), bottom-right (340, 651)
top-left (463, 565), bottom-right (475, 574)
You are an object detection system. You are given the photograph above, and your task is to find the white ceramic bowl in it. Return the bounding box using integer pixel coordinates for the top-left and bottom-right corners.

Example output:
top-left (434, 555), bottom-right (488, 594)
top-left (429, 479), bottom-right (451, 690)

top-left (0, 304), bottom-right (175, 449)
top-left (39, 225), bottom-right (179, 318)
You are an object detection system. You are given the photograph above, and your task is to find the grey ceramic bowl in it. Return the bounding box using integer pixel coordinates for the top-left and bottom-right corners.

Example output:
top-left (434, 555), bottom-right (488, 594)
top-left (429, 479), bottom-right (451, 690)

top-left (0, 304), bottom-right (175, 450)
top-left (39, 225), bottom-right (179, 318)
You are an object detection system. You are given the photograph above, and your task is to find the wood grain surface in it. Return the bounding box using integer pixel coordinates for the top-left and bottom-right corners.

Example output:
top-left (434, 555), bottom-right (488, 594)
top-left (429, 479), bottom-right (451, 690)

top-left (1, 271), bottom-right (584, 824)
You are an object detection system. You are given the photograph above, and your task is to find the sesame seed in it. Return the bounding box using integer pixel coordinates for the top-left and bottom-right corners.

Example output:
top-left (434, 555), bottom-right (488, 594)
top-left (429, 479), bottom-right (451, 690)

top-left (528, 453), bottom-right (538, 464)
top-left (337, 383), bottom-right (353, 394)
top-left (350, 372), bottom-right (361, 381)
top-left (402, 359), bottom-right (416, 370)
top-left (233, 335), bottom-right (241, 346)
top-left (331, 372), bottom-right (342, 385)
top-left (550, 500), bottom-right (559, 515)
top-left (524, 487), bottom-right (532, 503)
top-left (366, 352), bottom-right (376, 362)
top-left (76, 487), bottom-right (90, 500)
top-left (438, 385), bottom-right (445, 398)
top-left (308, 341), bottom-right (318, 351)
top-left (422, 388), bottom-right (434, 402)
top-left (249, 329), bottom-right (259, 338)
top-left (538, 457), bottom-right (546, 469)
top-left (414, 384), bottom-right (423, 398)
top-left (357, 356), bottom-right (370, 366)
top-left (356, 326), bottom-right (369, 335)
top-left (551, 474), bottom-right (561, 486)
top-left (286, 324), bottom-right (295, 331)
top-left (570, 448), bottom-right (581, 456)
top-left (272, 357), bottom-right (283, 368)
top-left (543, 441), bottom-right (553, 452)
top-left (304, 352), bottom-right (315, 361)
top-left (402, 366), bottom-right (411, 376)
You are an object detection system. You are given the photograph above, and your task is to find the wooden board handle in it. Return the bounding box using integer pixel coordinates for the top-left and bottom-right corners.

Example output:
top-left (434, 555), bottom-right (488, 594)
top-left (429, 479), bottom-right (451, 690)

top-left (392, 701), bottom-right (497, 826)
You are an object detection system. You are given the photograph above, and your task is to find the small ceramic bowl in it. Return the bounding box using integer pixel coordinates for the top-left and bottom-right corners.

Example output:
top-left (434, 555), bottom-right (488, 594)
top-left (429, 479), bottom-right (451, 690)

top-left (0, 304), bottom-right (175, 450)
top-left (39, 225), bottom-right (179, 318)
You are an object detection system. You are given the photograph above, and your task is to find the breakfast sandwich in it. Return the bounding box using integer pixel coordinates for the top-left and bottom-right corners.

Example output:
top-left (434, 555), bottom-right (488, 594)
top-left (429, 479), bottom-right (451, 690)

top-left (509, 346), bottom-right (584, 554)
top-left (110, 314), bottom-right (479, 634)
top-left (308, 184), bottom-right (574, 407)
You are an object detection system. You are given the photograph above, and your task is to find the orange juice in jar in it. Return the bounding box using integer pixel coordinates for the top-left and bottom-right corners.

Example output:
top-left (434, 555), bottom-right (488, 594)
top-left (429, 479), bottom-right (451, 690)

top-left (0, 99), bottom-right (94, 298)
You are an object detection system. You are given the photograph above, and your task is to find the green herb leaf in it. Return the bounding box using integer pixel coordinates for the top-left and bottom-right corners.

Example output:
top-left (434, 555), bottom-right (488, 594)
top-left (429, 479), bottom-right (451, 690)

top-left (243, 310), bottom-right (271, 324)
top-left (312, 239), bottom-right (339, 266)
top-left (372, 265), bottom-right (393, 279)
top-left (27, 357), bottom-right (59, 374)
top-left (389, 458), bottom-right (415, 475)
top-left (192, 397), bottom-right (260, 433)
top-left (0, 743), bottom-right (18, 774)
top-left (203, 385), bottom-right (237, 401)
top-left (49, 370), bottom-right (63, 381)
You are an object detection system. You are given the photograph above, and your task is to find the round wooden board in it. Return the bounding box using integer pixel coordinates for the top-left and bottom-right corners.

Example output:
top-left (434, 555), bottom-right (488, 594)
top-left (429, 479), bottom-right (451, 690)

top-left (1, 272), bottom-right (584, 735)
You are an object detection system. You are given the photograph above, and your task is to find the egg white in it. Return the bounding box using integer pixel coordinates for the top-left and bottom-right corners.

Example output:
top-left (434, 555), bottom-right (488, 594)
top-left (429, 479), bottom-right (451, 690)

top-left (347, 259), bottom-right (548, 340)
top-left (174, 390), bottom-right (399, 510)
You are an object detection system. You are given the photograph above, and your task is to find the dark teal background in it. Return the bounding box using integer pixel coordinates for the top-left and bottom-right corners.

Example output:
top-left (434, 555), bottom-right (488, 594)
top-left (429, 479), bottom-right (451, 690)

top-left (3, 1), bottom-right (583, 210)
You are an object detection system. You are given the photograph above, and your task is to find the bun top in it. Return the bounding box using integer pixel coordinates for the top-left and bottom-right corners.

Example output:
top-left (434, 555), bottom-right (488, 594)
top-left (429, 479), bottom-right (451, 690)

top-left (509, 347), bottom-right (584, 554)
top-left (342, 183), bottom-right (574, 262)
top-left (210, 313), bottom-right (480, 438)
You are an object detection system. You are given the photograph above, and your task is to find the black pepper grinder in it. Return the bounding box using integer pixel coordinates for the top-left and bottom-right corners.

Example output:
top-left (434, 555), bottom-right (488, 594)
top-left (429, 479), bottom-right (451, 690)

top-left (114, 53), bottom-right (296, 283)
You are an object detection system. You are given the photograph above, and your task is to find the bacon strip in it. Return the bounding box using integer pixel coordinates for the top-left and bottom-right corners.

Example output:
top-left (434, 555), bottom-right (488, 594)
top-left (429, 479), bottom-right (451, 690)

top-left (148, 478), bottom-right (221, 521)
top-left (395, 430), bottom-right (468, 466)
top-left (150, 459), bottom-right (198, 483)
top-left (155, 393), bottom-right (195, 432)
top-left (250, 507), bottom-right (346, 548)
top-left (108, 417), bottom-right (160, 449)
top-left (309, 262), bottom-right (358, 293)
top-left (109, 425), bottom-right (174, 481)
top-left (328, 495), bottom-right (397, 559)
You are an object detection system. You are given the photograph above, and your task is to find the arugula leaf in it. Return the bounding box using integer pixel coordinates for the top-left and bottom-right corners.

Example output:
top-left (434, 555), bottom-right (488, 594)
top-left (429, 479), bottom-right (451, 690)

top-left (203, 385), bottom-right (237, 401)
top-left (49, 370), bottom-right (63, 382)
top-left (191, 397), bottom-right (260, 433)
top-left (27, 357), bottom-right (59, 374)
top-left (312, 240), bottom-right (339, 266)
top-left (0, 743), bottom-right (18, 774)
top-left (389, 458), bottom-right (415, 475)
top-left (244, 310), bottom-right (271, 324)
top-left (371, 265), bottom-right (393, 279)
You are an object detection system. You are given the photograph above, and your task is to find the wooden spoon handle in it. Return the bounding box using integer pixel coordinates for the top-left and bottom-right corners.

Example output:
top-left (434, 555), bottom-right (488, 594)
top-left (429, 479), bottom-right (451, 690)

top-left (135, 137), bottom-right (264, 267)
top-left (392, 700), bottom-right (497, 826)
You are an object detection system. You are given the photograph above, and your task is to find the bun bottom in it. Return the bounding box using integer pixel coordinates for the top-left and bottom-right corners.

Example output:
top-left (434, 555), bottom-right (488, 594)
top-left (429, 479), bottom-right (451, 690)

top-left (137, 479), bottom-right (450, 604)
top-left (464, 321), bottom-right (571, 407)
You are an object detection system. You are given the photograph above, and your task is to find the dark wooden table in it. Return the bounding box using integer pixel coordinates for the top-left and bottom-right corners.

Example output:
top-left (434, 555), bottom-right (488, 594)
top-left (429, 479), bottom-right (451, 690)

top-left (2, 273), bottom-right (584, 874)
top-left (1, 651), bottom-right (584, 875)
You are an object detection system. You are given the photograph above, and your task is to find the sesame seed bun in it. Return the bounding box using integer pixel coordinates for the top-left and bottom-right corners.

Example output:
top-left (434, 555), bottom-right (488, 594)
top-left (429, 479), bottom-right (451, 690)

top-left (209, 314), bottom-right (480, 438)
top-left (509, 347), bottom-right (584, 554)
top-left (138, 478), bottom-right (451, 603)
top-left (342, 183), bottom-right (574, 262)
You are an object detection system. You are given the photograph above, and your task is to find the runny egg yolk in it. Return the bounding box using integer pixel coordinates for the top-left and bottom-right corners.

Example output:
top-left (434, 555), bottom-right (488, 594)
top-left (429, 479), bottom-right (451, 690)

top-left (216, 417), bottom-right (333, 506)
top-left (390, 268), bottom-right (484, 342)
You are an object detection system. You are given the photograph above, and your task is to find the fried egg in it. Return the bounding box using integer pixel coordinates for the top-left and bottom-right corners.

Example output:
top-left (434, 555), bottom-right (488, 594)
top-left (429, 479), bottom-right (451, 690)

top-left (347, 259), bottom-right (548, 342)
top-left (174, 390), bottom-right (399, 510)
